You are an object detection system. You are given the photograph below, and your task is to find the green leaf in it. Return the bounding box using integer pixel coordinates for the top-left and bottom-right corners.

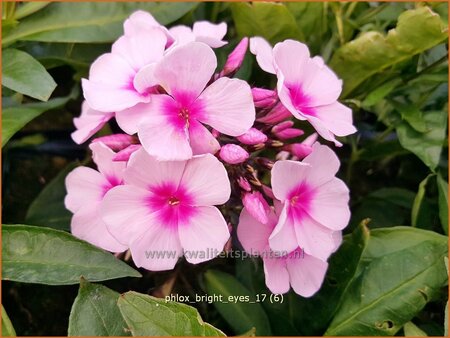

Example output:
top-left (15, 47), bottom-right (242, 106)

top-left (411, 175), bottom-right (434, 228)
top-left (68, 278), bottom-right (131, 336)
top-left (436, 173), bottom-right (449, 235)
top-left (362, 78), bottom-right (402, 108)
top-left (325, 226), bottom-right (448, 336)
top-left (2, 94), bottom-right (72, 147)
top-left (3, 2), bottom-right (198, 45)
top-left (15, 2), bottom-right (50, 20)
top-left (204, 270), bottom-right (272, 335)
top-left (25, 162), bottom-right (78, 231)
top-left (330, 6), bottom-right (448, 97)
top-left (2, 305), bottom-right (16, 337)
top-left (231, 2), bottom-right (302, 44)
top-left (404, 321), bottom-right (427, 336)
top-left (2, 224), bottom-right (141, 285)
top-left (117, 291), bottom-right (225, 336)
top-left (2, 48), bottom-right (56, 101)
top-left (394, 104), bottom-right (428, 133)
top-left (396, 110), bottom-right (447, 171)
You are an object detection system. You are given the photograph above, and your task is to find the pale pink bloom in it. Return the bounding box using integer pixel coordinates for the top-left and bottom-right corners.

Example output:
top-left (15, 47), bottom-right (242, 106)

top-left (237, 128), bottom-right (267, 145)
top-left (169, 21), bottom-right (227, 48)
top-left (92, 134), bottom-right (136, 151)
top-left (220, 38), bottom-right (248, 77)
top-left (82, 27), bottom-right (166, 115)
top-left (219, 144), bottom-right (249, 164)
top-left (250, 38), bottom-right (356, 145)
top-left (269, 143), bottom-right (348, 261)
top-left (124, 11), bottom-right (172, 44)
top-left (65, 142), bottom-right (127, 252)
top-left (237, 207), bottom-right (329, 297)
top-left (242, 191), bottom-right (270, 224)
top-left (71, 101), bottom-right (113, 144)
top-left (137, 42), bottom-right (255, 161)
top-left (101, 148), bottom-right (231, 271)
top-left (113, 144), bottom-right (142, 162)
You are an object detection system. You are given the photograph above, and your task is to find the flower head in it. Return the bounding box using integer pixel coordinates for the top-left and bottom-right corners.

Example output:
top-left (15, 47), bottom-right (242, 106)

top-left (65, 142), bottom-right (127, 252)
top-left (101, 148), bottom-right (231, 271)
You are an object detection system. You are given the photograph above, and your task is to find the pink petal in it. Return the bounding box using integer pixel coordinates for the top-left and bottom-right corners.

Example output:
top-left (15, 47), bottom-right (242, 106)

top-left (249, 37), bottom-right (275, 74)
top-left (307, 178), bottom-right (350, 231)
top-left (100, 185), bottom-right (153, 245)
top-left (71, 204), bottom-right (127, 253)
top-left (113, 144), bottom-right (142, 162)
top-left (112, 29), bottom-right (166, 71)
top-left (133, 64), bottom-right (159, 96)
top-left (198, 77), bottom-right (255, 136)
top-left (178, 206), bottom-right (230, 264)
top-left (116, 102), bottom-right (152, 135)
top-left (193, 21), bottom-right (228, 48)
top-left (272, 39), bottom-right (310, 84)
top-left (88, 53), bottom-right (134, 84)
top-left (271, 160), bottom-right (310, 201)
top-left (65, 167), bottom-right (108, 213)
top-left (138, 95), bottom-right (193, 161)
top-left (124, 10), bottom-right (163, 35)
top-left (153, 42), bottom-right (217, 99)
top-left (237, 208), bottom-right (275, 255)
top-left (263, 256), bottom-right (290, 294)
top-left (168, 25), bottom-right (196, 46)
top-left (179, 154), bottom-right (231, 206)
top-left (310, 102), bottom-right (356, 137)
top-left (124, 146), bottom-right (185, 189)
top-left (188, 120), bottom-right (221, 156)
top-left (71, 102), bottom-right (113, 144)
top-left (294, 213), bottom-right (340, 261)
top-left (242, 191), bottom-right (270, 225)
top-left (130, 214), bottom-right (183, 271)
top-left (302, 143), bottom-right (340, 187)
top-left (306, 115), bottom-right (342, 146)
top-left (268, 203), bottom-right (299, 255)
top-left (286, 252), bottom-right (328, 297)
top-left (89, 141), bottom-right (126, 181)
top-left (91, 134), bottom-right (136, 151)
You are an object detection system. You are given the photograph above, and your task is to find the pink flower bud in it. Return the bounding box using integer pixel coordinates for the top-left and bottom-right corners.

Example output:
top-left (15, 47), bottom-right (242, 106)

top-left (271, 121), bottom-right (294, 133)
top-left (302, 133), bottom-right (319, 146)
top-left (242, 191), bottom-right (270, 224)
top-left (274, 128), bottom-right (304, 140)
top-left (221, 37), bottom-right (248, 77)
top-left (237, 128), bottom-right (267, 145)
top-left (113, 144), bottom-right (142, 161)
top-left (92, 134), bottom-right (137, 151)
top-left (237, 177), bottom-right (252, 192)
top-left (261, 185), bottom-right (275, 199)
top-left (219, 144), bottom-right (249, 164)
top-left (252, 87), bottom-right (277, 108)
top-left (257, 102), bottom-right (291, 124)
top-left (288, 143), bottom-right (313, 159)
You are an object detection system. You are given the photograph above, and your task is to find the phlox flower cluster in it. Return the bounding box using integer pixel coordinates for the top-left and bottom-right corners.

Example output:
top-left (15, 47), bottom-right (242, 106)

top-left (65, 11), bottom-right (356, 297)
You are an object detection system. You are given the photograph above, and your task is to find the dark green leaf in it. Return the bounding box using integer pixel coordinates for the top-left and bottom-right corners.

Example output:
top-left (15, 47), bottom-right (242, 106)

top-left (362, 78), bottom-right (402, 108)
top-left (397, 110), bottom-right (447, 171)
top-left (3, 2), bottom-right (198, 45)
top-left (404, 321), bottom-right (428, 336)
top-left (15, 2), bottom-right (50, 20)
top-left (117, 291), bottom-right (225, 336)
top-left (2, 48), bottom-right (56, 101)
top-left (436, 173), bottom-right (449, 235)
top-left (1, 305), bottom-right (16, 337)
top-left (68, 278), bottom-right (131, 336)
top-left (325, 227), bottom-right (448, 336)
top-left (411, 174), bottom-right (434, 228)
top-left (231, 2), bottom-right (302, 44)
top-left (204, 270), bottom-right (272, 336)
top-left (25, 162), bottom-right (79, 231)
top-left (2, 224), bottom-right (141, 285)
top-left (330, 6), bottom-right (448, 97)
top-left (394, 104), bottom-right (428, 133)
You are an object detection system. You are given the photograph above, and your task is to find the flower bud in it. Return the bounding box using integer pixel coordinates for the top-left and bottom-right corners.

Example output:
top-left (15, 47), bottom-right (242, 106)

top-left (113, 144), bottom-right (142, 161)
top-left (274, 128), bottom-right (304, 140)
top-left (237, 128), bottom-right (267, 145)
top-left (242, 191), bottom-right (270, 224)
top-left (219, 144), bottom-right (249, 164)
top-left (271, 121), bottom-right (294, 133)
top-left (257, 102), bottom-right (291, 124)
top-left (221, 37), bottom-right (248, 77)
top-left (92, 134), bottom-right (137, 151)
top-left (284, 134), bottom-right (318, 159)
top-left (252, 87), bottom-right (277, 108)
top-left (237, 177), bottom-right (252, 192)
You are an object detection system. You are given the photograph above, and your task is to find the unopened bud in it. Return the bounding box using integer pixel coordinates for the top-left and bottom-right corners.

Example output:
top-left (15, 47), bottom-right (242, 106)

top-left (237, 177), bottom-right (252, 192)
top-left (257, 102), bottom-right (291, 124)
top-left (252, 87), bottom-right (278, 108)
top-left (220, 37), bottom-right (248, 77)
top-left (273, 128), bottom-right (304, 140)
top-left (242, 191), bottom-right (270, 224)
top-left (219, 144), bottom-right (249, 164)
top-left (113, 144), bottom-right (142, 161)
top-left (237, 128), bottom-right (268, 145)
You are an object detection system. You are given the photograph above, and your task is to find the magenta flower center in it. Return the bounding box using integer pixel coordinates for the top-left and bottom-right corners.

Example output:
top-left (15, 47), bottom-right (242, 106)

top-left (164, 91), bottom-right (205, 131)
top-left (287, 182), bottom-right (314, 221)
top-left (287, 83), bottom-right (316, 116)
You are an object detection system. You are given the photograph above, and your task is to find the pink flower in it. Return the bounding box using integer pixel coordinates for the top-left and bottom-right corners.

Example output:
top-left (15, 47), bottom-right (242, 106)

top-left (269, 143), bottom-right (348, 261)
top-left (113, 144), bottom-right (142, 162)
top-left (237, 206), bottom-right (329, 297)
top-left (219, 144), bottom-right (249, 164)
top-left (65, 142), bottom-right (127, 252)
top-left (71, 101), bottom-right (114, 145)
top-left (250, 38), bottom-right (356, 146)
top-left (169, 21), bottom-right (227, 48)
top-left (137, 42), bottom-right (255, 161)
top-left (101, 148), bottom-right (231, 271)
top-left (82, 27), bottom-right (166, 115)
